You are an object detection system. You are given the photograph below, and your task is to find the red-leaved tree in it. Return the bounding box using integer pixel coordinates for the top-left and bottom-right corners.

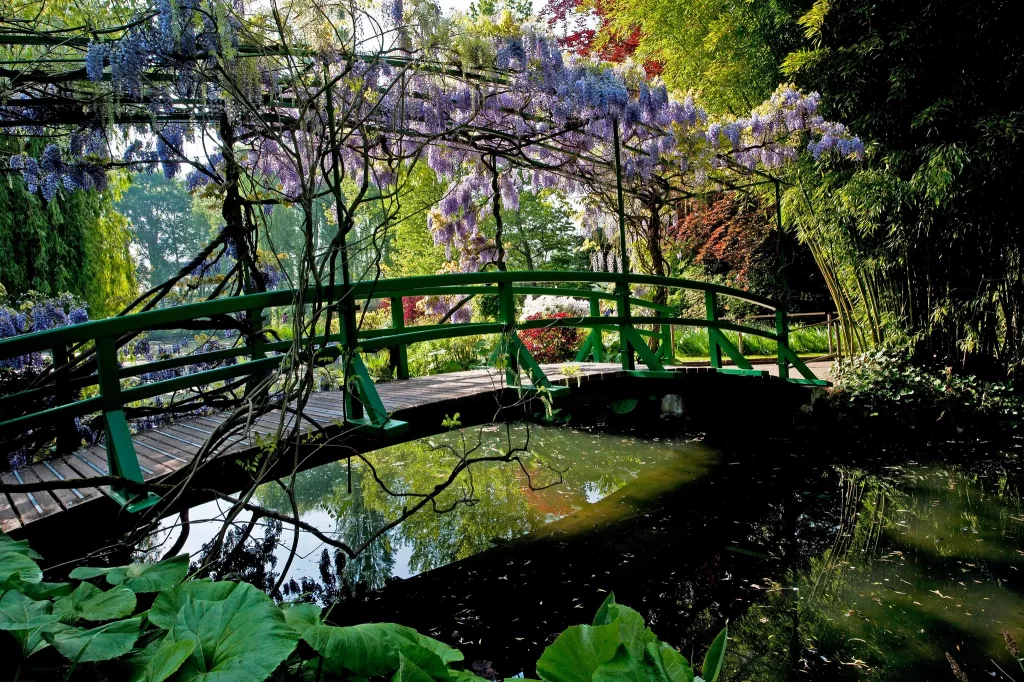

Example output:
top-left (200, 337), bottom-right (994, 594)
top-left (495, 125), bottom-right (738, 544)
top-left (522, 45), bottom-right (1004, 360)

top-left (667, 195), bottom-right (774, 289)
top-left (539, 0), bottom-right (662, 76)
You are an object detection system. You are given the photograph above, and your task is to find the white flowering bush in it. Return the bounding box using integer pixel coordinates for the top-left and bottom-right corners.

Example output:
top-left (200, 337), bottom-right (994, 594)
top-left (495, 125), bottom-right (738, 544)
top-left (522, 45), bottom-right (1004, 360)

top-left (519, 295), bottom-right (591, 321)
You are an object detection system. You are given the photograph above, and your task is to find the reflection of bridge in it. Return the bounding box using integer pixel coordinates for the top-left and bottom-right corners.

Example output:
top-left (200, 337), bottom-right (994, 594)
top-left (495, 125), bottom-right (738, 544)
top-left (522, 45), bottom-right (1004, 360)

top-left (0, 271), bottom-right (828, 543)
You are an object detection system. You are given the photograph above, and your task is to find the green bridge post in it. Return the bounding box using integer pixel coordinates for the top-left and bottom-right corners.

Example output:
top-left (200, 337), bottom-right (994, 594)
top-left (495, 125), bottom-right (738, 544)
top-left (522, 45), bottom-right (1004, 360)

top-left (658, 312), bottom-right (674, 365)
top-left (390, 296), bottom-right (409, 380)
top-left (776, 308), bottom-right (790, 380)
top-left (51, 342), bottom-right (77, 453)
top-left (497, 278), bottom-right (520, 385)
top-left (573, 295), bottom-right (605, 364)
top-left (589, 296), bottom-right (603, 363)
top-left (705, 291), bottom-right (722, 369)
top-left (246, 307), bottom-right (266, 359)
top-left (95, 336), bottom-right (157, 511)
top-left (616, 276), bottom-right (635, 371)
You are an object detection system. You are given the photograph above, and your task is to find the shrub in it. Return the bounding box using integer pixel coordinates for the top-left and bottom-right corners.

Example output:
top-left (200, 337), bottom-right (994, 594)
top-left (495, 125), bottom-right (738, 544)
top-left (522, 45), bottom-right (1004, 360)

top-left (519, 313), bottom-right (583, 363)
top-left (674, 324), bottom-right (831, 359)
top-left (828, 350), bottom-right (1024, 434)
top-left (362, 349), bottom-right (394, 382)
top-left (358, 306), bottom-right (392, 332)
top-left (402, 295), bottom-right (425, 324)
top-left (520, 294), bottom-right (591, 320)
top-left (407, 335), bottom-right (488, 376)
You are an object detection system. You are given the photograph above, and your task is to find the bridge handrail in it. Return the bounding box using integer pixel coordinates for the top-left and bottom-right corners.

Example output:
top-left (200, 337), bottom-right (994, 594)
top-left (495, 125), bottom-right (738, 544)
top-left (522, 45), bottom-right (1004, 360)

top-left (0, 271), bottom-right (769, 359)
top-left (0, 270), bottom-right (801, 420)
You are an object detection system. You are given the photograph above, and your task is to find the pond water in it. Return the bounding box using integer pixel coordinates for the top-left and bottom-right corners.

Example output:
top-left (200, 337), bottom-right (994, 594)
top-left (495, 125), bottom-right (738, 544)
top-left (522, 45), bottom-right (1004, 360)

top-left (151, 423), bottom-right (1024, 681)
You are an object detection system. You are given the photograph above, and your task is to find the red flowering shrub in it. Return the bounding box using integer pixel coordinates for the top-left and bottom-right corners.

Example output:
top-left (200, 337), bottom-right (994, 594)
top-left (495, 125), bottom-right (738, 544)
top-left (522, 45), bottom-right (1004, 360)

top-left (403, 295), bottom-right (425, 324)
top-left (518, 312), bottom-right (583, 363)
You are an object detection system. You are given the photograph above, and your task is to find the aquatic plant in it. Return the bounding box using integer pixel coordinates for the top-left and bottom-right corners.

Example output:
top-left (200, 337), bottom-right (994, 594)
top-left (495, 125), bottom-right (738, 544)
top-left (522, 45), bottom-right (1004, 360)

top-left (0, 531), bottom-right (728, 682)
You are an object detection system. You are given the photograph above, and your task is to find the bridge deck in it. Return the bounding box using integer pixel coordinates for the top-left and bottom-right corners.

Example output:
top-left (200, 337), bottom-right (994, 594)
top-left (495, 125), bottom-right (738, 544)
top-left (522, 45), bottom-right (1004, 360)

top-left (0, 360), bottom-right (829, 536)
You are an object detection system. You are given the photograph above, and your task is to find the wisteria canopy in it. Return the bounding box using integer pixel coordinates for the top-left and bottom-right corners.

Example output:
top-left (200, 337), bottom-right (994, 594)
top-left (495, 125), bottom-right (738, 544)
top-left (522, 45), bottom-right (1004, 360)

top-left (1, 0), bottom-right (863, 275)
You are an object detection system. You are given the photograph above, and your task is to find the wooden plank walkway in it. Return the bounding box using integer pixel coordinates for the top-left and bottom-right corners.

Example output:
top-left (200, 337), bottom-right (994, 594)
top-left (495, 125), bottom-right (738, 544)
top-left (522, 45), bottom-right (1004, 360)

top-left (0, 360), bottom-right (830, 536)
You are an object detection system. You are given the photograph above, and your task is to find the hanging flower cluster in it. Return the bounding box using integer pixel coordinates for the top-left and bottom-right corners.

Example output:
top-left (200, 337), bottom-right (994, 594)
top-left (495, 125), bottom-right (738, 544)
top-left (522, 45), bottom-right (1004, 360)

top-left (0, 294), bottom-right (89, 370)
top-left (8, 145), bottom-right (108, 200)
top-left (2, 2), bottom-right (864, 271)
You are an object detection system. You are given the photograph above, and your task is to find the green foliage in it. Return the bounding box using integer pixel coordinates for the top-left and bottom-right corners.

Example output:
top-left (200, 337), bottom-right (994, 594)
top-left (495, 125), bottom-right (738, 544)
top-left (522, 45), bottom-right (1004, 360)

top-left (674, 326), bottom-right (830, 358)
top-left (407, 336), bottom-right (489, 376)
top-left (69, 554), bottom-right (190, 594)
top-left (484, 189), bottom-right (588, 272)
top-left (1, 532), bottom-right (729, 682)
top-left (0, 535), bottom-right (42, 585)
top-left (829, 350), bottom-right (1024, 432)
top-left (50, 617), bottom-right (142, 663)
top-left (116, 174), bottom-right (214, 288)
top-left (0, 161), bottom-right (136, 319)
top-left (158, 581), bottom-right (297, 681)
top-left (536, 593), bottom-right (725, 682)
top-left (592, 0), bottom-right (812, 113)
top-left (385, 164), bottom-right (448, 279)
top-left (362, 350), bottom-right (396, 382)
top-left (52, 583), bottom-right (136, 623)
top-left (782, 0), bottom-right (1024, 375)
top-left (468, 0), bottom-right (533, 23)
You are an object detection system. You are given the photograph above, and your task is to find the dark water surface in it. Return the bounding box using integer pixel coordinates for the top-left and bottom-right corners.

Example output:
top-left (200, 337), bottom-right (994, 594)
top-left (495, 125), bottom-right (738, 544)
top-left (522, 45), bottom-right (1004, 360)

top-left (157, 423), bottom-right (1024, 681)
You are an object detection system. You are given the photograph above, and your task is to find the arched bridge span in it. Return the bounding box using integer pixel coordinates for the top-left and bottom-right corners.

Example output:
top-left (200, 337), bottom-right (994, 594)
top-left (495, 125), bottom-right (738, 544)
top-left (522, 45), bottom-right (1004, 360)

top-left (0, 271), bottom-right (827, 541)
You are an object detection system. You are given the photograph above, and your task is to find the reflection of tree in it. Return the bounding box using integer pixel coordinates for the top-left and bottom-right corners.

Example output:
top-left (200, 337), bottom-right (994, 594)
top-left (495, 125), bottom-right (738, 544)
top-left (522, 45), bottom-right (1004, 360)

top-left (725, 470), bottom-right (895, 680)
top-left (342, 427), bottom-right (675, 577)
top-left (192, 518), bottom-right (283, 598)
top-left (254, 461), bottom-right (350, 517)
top-left (335, 470), bottom-right (396, 591)
top-left (252, 425), bottom-right (677, 593)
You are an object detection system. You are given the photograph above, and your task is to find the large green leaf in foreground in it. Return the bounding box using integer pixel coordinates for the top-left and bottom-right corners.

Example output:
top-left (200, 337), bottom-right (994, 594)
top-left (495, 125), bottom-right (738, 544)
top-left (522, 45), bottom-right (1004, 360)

top-left (130, 638), bottom-right (198, 682)
top-left (53, 582), bottom-right (137, 622)
top-left (70, 553), bottom-right (189, 593)
top-left (303, 621), bottom-right (464, 679)
top-left (161, 580), bottom-right (298, 681)
top-left (148, 580), bottom-right (240, 630)
top-left (0, 588), bottom-right (63, 658)
top-left (535, 593), bottom-right (715, 682)
top-left (535, 622), bottom-right (623, 682)
top-left (48, 616), bottom-right (142, 662)
top-left (0, 534), bottom-right (43, 585)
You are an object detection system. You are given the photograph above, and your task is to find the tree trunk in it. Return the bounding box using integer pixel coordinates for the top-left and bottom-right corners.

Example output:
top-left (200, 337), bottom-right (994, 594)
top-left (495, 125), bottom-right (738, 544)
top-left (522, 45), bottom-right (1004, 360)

top-left (645, 201), bottom-right (667, 351)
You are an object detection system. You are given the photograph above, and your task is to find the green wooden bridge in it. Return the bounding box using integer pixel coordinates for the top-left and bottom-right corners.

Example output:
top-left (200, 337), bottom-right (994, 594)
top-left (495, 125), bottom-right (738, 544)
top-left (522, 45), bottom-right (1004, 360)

top-left (0, 271), bottom-right (826, 541)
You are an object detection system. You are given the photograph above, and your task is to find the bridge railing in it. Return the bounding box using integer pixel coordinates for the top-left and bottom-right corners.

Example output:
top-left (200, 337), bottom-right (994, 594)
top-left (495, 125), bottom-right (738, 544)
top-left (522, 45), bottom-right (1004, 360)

top-left (0, 271), bottom-right (824, 508)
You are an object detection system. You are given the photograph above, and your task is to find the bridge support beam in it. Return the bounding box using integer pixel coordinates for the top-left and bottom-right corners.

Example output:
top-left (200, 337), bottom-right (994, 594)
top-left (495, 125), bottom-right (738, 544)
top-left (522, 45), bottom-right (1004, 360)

top-left (489, 279), bottom-right (567, 398)
top-left (95, 336), bottom-right (159, 512)
top-left (575, 297), bottom-right (604, 363)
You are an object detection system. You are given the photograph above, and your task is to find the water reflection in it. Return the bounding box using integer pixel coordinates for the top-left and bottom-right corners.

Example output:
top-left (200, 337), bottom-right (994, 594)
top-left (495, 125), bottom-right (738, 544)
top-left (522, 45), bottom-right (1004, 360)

top-left (252, 423), bottom-right (697, 587)
top-left (145, 423), bottom-right (1024, 681)
top-left (328, 441), bottom-right (1024, 681)
top-left (727, 463), bottom-right (1024, 681)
